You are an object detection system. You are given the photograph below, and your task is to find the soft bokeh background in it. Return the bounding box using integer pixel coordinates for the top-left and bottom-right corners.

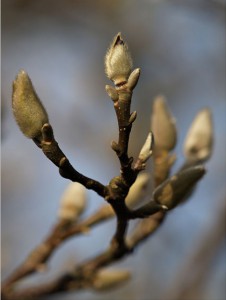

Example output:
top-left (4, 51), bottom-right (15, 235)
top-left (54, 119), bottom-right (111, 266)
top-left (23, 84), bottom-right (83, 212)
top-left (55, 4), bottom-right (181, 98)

top-left (1, 0), bottom-right (226, 299)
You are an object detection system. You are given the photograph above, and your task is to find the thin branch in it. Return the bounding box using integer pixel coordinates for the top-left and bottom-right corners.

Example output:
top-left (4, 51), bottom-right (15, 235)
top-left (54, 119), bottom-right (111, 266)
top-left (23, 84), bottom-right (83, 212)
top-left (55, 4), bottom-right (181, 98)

top-left (39, 123), bottom-right (107, 198)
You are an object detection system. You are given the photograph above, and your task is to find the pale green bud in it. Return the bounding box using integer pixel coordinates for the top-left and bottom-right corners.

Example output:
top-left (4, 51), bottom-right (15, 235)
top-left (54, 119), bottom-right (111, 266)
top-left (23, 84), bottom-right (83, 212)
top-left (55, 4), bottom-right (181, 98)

top-left (184, 108), bottom-right (213, 162)
top-left (105, 33), bottom-right (133, 86)
top-left (58, 183), bottom-right (87, 222)
top-left (151, 95), bottom-right (177, 152)
top-left (12, 70), bottom-right (49, 141)
top-left (93, 269), bottom-right (131, 290)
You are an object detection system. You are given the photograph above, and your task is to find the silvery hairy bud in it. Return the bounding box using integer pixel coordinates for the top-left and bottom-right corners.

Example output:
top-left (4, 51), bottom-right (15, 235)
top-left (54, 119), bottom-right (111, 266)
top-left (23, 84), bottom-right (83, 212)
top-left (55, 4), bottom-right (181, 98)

top-left (184, 108), bottom-right (213, 162)
top-left (105, 32), bottom-right (133, 86)
top-left (12, 70), bottom-right (49, 141)
top-left (92, 268), bottom-right (131, 290)
top-left (153, 165), bottom-right (205, 209)
top-left (58, 183), bottom-right (87, 222)
top-left (151, 95), bottom-right (177, 152)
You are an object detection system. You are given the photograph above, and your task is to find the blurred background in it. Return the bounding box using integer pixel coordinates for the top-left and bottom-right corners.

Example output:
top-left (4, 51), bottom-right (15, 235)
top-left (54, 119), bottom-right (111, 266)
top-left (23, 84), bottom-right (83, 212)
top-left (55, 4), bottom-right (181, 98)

top-left (1, 0), bottom-right (226, 299)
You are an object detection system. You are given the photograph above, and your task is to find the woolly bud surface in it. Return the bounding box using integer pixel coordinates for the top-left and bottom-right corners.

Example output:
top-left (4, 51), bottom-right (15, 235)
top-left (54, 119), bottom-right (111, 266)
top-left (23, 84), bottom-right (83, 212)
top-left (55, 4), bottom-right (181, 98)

top-left (105, 32), bottom-right (133, 86)
top-left (125, 173), bottom-right (150, 208)
top-left (12, 70), bottom-right (49, 140)
top-left (93, 269), bottom-right (131, 290)
top-left (151, 95), bottom-right (177, 152)
top-left (184, 108), bottom-right (213, 162)
top-left (58, 183), bottom-right (87, 221)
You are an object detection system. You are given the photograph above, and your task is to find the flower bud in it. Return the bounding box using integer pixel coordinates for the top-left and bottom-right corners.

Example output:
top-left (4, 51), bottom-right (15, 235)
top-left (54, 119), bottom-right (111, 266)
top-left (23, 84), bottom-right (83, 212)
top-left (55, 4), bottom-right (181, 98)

top-left (125, 173), bottom-right (150, 208)
top-left (151, 95), bottom-right (177, 152)
top-left (105, 33), bottom-right (133, 86)
top-left (153, 165), bottom-right (206, 209)
top-left (58, 183), bottom-right (87, 222)
top-left (184, 108), bottom-right (213, 162)
top-left (12, 70), bottom-right (49, 141)
top-left (93, 269), bottom-right (131, 290)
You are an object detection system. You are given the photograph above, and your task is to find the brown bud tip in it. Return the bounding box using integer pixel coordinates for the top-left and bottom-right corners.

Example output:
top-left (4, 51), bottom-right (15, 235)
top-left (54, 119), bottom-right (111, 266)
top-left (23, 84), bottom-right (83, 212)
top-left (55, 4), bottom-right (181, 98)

top-left (12, 70), bottom-right (49, 140)
top-left (105, 33), bottom-right (133, 86)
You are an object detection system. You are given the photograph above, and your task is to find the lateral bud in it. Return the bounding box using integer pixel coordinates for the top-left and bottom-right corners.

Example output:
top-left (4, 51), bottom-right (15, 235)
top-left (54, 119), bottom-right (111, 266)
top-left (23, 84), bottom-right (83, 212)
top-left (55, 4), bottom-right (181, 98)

top-left (105, 85), bottom-right (118, 102)
top-left (127, 68), bottom-right (141, 90)
top-left (111, 140), bottom-right (120, 153)
top-left (138, 132), bottom-right (154, 163)
top-left (153, 165), bottom-right (206, 209)
top-left (129, 111), bottom-right (137, 124)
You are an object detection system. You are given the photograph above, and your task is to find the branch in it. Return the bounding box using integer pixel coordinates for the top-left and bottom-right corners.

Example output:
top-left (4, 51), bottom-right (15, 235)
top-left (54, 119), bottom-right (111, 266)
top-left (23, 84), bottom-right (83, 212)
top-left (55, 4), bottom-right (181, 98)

top-left (39, 123), bottom-right (107, 198)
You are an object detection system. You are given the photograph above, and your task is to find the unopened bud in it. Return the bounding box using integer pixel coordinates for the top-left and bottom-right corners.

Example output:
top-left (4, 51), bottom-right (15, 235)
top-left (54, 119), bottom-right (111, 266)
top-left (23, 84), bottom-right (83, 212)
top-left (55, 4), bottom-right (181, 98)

top-left (153, 165), bottom-right (206, 209)
top-left (58, 183), bottom-right (87, 222)
top-left (93, 269), bottom-right (131, 290)
top-left (151, 95), bottom-right (177, 152)
top-left (125, 173), bottom-right (150, 208)
top-left (12, 70), bottom-right (49, 141)
top-left (105, 33), bottom-right (133, 86)
top-left (138, 132), bottom-right (154, 164)
top-left (184, 108), bottom-right (213, 162)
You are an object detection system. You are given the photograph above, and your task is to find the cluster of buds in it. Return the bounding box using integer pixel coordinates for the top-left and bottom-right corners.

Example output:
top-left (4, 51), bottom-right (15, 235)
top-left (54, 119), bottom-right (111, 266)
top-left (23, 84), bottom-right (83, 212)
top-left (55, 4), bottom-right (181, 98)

top-left (8, 32), bottom-right (214, 299)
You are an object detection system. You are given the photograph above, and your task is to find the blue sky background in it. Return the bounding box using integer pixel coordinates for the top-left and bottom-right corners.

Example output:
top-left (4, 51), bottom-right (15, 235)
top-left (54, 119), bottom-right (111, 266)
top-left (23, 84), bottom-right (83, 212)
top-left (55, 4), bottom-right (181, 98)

top-left (2, 1), bottom-right (226, 299)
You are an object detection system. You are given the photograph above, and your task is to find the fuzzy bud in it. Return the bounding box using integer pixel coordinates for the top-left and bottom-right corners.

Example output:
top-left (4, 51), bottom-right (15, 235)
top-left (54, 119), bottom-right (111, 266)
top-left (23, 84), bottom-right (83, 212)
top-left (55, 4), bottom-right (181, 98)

top-left (125, 173), bottom-right (150, 208)
top-left (12, 70), bottom-right (49, 141)
top-left (93, 269), bottom-right (131, 290)
top-left (105, 32), bottom-right (133, 86)
top-left (58, 183), bottom-right (87, 222)
top-left (153, 165), bottom-right (206, 209)
top-left (151, 95), bottom-right (177, 152)
top-left (184, 108), bottom-right (213, 162)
